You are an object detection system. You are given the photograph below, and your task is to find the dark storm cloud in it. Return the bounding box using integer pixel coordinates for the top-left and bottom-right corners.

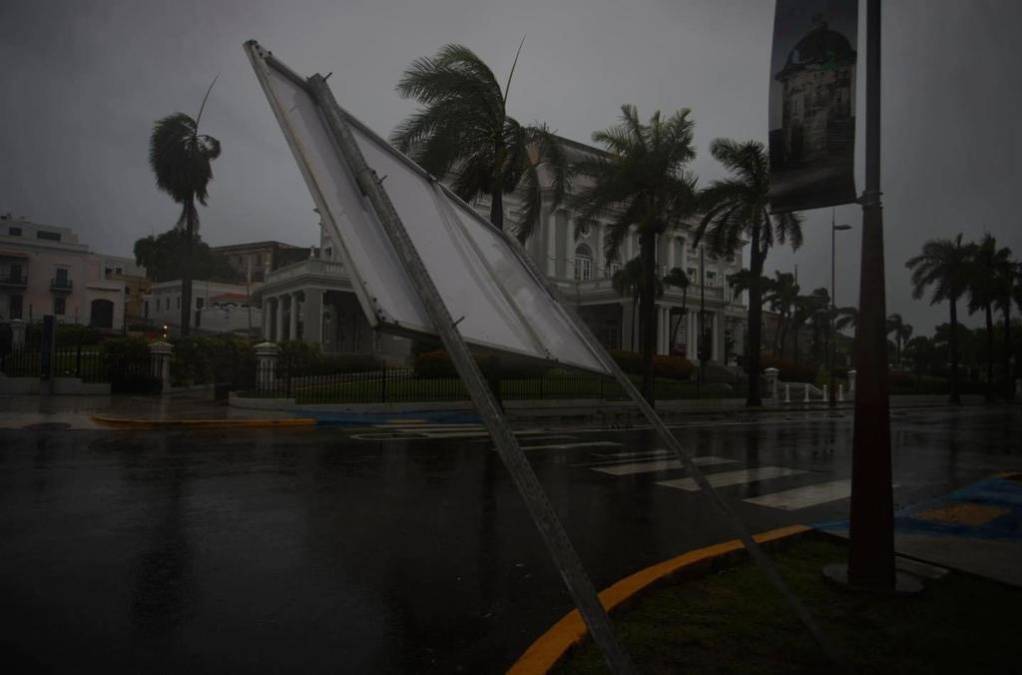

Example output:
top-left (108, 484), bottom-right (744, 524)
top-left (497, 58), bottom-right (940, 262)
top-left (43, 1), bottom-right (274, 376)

top-left (2, 0), bottom-right (1020, 334)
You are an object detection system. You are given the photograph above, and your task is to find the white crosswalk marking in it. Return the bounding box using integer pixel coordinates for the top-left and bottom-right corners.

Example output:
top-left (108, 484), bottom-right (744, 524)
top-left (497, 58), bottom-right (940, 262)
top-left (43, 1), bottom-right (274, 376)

top-left (743, 479), bottom-right (852, 510)
top-left (657, 466), bottom-right (808, 492)
top-left (593, 449), bottom-right (672, 460)
top-left (592, 456), bottom-right (736, 476)
top-left (521, 441), bottom-right (623, 451)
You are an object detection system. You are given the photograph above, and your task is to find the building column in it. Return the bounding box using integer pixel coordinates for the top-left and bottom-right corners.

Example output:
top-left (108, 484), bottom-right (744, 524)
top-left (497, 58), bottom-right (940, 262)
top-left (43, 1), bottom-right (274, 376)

top-left (261, 299), bottom-right (271, 340)
top-left (689, 312), bottom-right (699, 363)
top-left (275, 296), bottom-right (284, 342)
top-left (303, 288), bottom-right (323, 346)
top-left (620, 301), bottom-right (633, 351)
top-left (712, 312), bottom-right (722, 362)
top-left (288, 290), bottom-right (298, 343)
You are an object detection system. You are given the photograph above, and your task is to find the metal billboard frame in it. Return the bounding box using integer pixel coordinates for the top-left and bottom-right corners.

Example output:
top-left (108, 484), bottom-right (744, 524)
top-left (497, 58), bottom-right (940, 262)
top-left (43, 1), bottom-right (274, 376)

top-left (244, 40), bottom-right (840, 672)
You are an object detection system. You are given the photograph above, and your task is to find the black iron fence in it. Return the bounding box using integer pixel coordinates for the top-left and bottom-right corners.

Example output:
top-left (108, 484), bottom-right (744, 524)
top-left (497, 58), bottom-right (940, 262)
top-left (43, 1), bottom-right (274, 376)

top-left (249, 362), bottom-right (744, 405)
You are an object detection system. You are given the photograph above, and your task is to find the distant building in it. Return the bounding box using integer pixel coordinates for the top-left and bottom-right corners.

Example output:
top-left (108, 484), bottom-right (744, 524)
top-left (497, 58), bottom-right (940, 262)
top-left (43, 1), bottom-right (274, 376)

top-left (252, 136), bottom-right (747, 364)
top-left (0, 216), bottom-right (131, 331)
top-left (143, 279), bottom-right (260, 337)
top-left (101, 254), bottom-right (150, 326)
top-left (211, 241), bottom-right (310, 283)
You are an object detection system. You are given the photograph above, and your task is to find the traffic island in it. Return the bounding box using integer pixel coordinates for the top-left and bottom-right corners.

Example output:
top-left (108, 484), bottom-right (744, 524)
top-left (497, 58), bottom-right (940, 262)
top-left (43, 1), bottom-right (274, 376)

top-left (530, 532), bottom-right (1020, 674)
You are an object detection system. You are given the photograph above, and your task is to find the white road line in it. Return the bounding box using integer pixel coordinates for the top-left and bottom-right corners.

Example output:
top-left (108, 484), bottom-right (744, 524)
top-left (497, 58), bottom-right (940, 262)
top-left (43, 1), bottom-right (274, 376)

top-left (592, 456), bottom-right (736, 476)
top-left (375, 423), bottom-right (483, 430)
top-left (593, 449), bottom-right (672, 460)
top-left (657, 466), bottom-right (808, 491)
top-left (521, 441), bottom-right (623, 451)
top-left (743, 479), bottom-right (852, 510)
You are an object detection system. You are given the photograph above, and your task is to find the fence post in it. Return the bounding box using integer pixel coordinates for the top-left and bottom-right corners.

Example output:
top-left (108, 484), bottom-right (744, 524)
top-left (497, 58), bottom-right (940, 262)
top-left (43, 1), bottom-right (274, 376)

top-left (838, 384), bottom-right (845, 402)
top-left (785, 383), bottom-right (791, 404)
top-left (381, 361), bottom-right (388, 403)
top-left (823, 384), bottom-right (829, 403)
top-left (848, 369), bottom-right (857, 399)
top-left (763, 367), bottom-right (779, 404)
top-left (254, 342), bottom-right (279, 393)
top-left (148, 341), bottom-right (173, 393)
top-left (804, 383), bottom-right (810, 403)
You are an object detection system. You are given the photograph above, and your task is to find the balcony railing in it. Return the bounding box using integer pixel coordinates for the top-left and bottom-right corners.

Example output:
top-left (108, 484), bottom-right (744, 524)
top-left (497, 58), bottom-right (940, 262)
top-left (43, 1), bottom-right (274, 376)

top-left (0, 273), bottom-right (27, 288)
top-left (50, 278), bottom-right (73, 292)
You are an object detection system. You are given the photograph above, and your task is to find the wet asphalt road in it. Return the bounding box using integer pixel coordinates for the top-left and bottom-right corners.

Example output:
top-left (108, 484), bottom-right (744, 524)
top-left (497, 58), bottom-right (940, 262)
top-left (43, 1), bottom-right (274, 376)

top-left (1, 406), bottom-right (1020, 673)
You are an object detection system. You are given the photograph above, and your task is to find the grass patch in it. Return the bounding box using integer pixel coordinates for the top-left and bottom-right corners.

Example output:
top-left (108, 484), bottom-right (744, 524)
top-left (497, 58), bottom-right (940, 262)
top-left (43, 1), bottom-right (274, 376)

top-left (554, 536), bottom-right (1018, 674)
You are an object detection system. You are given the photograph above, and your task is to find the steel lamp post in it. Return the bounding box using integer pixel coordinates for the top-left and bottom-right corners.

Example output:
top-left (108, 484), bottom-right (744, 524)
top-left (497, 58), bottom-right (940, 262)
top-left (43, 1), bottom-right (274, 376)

top-left (830, 218), bottom-right (852, 408)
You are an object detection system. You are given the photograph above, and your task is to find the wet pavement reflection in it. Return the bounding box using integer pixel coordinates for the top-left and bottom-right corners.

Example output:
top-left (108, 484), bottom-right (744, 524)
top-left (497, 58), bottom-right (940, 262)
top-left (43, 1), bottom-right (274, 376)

top-left (1, 406), bottom-right (1019, 672)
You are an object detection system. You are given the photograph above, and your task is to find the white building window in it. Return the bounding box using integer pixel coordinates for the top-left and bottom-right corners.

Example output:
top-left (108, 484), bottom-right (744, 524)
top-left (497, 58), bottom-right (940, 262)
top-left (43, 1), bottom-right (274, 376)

top-left (574, 244), bottom-right (593, 281)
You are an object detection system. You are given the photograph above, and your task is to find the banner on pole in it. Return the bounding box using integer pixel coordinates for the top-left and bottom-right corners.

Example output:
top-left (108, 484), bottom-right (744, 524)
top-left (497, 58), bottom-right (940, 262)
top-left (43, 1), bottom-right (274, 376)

top-left (769, 0), bottom-right (858, 213)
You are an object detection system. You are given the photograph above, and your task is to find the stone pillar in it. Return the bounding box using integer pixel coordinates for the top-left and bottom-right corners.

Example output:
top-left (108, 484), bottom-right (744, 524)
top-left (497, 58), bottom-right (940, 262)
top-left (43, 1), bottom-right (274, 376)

top-left (10, 319), bottom-right (26, 349)
top-left (255, 342), bottom-right (280, 390)
top-left (763, 367), bottom-right (780, 402)
top-left (303, 289), bottom-right (323, 347)
top-left (148, 341), bottom-right (172, 392)
top-left (289, 292), bottom-right (300, 342)
top-left (261, 299), bottom-right (270, 340)
top-left (690, 312), bottom-right (700, 363)
top-left (275, 296), bottom-right (284, 342)
top-left (848, 369), bottom-right (857, 398)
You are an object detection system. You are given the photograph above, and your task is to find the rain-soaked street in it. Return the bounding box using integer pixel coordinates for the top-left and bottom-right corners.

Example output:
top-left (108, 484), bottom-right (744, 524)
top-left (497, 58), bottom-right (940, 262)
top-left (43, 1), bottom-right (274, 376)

top-left (2, 406), bottom-right (1020, 673)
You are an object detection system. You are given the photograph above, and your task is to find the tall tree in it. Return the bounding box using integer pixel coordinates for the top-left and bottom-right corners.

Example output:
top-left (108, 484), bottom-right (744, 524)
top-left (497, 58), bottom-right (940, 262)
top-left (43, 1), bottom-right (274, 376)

top-left (992, 257), bottom-right (1019, 401)
top-left (696, 139), bottom-right (802, 406)
top-left (663, 267), bottom-right (690, 349)
top-left (885, 313), bottom-right (913, 368)
top-left (391, 43), bottom-right (568, 241)
top-left (133, 231), bottom-right (242, 284)
top-left (763, 271), bottom-right (799, 358)
top-left (966, 234), bottom-right (1011, 402)
top-left (572, 105), bottom-right (698, 403)
top-left (148, 84), bottom-right (221, 336)
top-left (906, 234), bottom-right (972, 404)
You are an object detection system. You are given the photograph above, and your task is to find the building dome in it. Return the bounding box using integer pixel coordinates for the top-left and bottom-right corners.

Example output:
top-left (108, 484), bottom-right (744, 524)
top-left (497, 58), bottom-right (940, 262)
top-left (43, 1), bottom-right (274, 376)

top-left (777, 20), bottom-right (856, 79)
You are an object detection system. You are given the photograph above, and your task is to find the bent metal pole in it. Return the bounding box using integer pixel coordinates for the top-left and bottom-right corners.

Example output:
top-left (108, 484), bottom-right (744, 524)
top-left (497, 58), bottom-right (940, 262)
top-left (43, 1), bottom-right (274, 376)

top-left (303, 74), bottom-right (636, 675)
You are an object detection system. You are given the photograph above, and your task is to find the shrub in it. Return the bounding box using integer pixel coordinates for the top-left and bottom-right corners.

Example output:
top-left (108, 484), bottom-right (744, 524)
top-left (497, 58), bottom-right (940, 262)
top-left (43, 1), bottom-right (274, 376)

top-left (760, 354), bottom-right (817, 383)
top-left (608, 350), bottom-right (695, 381)
top-left (170, 335), bottom-right (256, 386)
top-left (277, 341), bottom-right (382, 376)
top-left (101, 337), bottom-right (161, 393)
top-left (413, 350), bottom-right (550, 379)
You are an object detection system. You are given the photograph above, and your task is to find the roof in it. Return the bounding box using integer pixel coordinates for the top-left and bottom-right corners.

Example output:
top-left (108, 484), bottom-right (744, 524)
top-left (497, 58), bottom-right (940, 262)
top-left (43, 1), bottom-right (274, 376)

top-left (209, 292), bottom-right (250, 302)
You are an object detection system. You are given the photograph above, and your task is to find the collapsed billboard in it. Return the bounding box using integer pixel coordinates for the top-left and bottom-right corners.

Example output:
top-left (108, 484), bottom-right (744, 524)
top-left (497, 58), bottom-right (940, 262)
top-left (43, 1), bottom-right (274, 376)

top-left (769, 0), bottom-right (859, 213)
top-left (244, 42), bottom-right (609, 374)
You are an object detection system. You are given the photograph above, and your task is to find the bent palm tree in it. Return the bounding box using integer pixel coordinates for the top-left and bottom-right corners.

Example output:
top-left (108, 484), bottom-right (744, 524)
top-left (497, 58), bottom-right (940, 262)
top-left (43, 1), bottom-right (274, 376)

top-left (572, 105), bottom-right (698, 403)
top-left (994, 259), bottom-right (1020, 400)
top-left (663, 267), bottom-right (690, 350)
top-left (696, 139), bottom-right (802, 406)
top-left (391, 43), bottom-right (568, 241)
top-left (149, 85), bottom-right (221, 336)
top-left (966, 234), bottom-right (1011, 402)
top-left (906, 234), bottom-right (972, 404)
top-left (885, 313), bottom-right (913, 368)
top-left (612, 257), bottom-right (643, 349)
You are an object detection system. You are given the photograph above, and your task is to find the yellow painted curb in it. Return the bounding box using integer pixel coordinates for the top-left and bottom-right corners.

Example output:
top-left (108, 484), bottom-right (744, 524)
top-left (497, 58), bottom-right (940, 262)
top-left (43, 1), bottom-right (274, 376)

top-left (91, 415), bottom-right (316, 429)
top-left (508, 524), bottom-right (811, 675)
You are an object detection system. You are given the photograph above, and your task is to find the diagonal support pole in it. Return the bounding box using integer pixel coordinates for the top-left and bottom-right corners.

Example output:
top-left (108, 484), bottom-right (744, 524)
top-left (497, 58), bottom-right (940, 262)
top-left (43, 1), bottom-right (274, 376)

top-left (306, 75), bottom-right (636, 674)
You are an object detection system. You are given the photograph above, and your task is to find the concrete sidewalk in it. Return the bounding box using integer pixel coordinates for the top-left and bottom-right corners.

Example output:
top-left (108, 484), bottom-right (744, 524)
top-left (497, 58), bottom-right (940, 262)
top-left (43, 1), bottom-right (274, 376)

top-left (818, 473), bottom-right (1022, 588)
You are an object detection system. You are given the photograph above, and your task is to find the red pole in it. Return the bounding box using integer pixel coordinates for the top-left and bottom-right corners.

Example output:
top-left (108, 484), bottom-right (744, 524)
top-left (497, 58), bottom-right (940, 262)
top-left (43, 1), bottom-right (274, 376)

top-left (848, 0), bottom-right (895, 589)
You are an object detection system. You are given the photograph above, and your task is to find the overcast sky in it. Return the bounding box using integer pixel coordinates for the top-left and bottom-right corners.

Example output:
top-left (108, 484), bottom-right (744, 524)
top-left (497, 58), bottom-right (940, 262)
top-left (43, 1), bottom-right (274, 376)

top-left (2, 0), bottom-right (1020, 335)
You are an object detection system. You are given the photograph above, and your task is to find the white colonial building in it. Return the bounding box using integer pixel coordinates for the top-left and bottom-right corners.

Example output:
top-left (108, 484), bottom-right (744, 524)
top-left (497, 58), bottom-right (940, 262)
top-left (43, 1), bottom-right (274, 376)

top-left (144, 279), bottom-right (261, 337)
top-left (254, 136), bottom-right (747, 364)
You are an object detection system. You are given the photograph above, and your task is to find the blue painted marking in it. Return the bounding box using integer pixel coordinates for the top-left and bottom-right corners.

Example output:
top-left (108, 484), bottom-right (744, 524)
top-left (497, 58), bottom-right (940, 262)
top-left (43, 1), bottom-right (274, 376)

top-left (815, 477), bottom-right (1022, 542)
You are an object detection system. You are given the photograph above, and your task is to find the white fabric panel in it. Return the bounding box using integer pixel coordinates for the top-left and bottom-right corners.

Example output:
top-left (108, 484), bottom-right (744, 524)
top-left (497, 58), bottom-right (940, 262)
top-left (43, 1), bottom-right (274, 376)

top-left (250, 47), bottom-right (609, 374)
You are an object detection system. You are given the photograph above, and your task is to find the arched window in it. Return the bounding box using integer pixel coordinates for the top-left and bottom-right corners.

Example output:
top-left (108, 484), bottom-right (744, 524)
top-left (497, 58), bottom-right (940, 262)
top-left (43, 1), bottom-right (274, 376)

top-left (574, 244), bottom-right (593, 281)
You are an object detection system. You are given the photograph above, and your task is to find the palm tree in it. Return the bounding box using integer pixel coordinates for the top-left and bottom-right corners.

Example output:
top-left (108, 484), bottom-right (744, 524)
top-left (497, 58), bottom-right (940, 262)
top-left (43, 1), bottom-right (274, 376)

top-left (966, 234), bottom-right (1011, 402)
top-left (663, 267), bottom-right (690, 349)
top-left (148, 83), bottom-right (221, 336)
top-left (906, 234), bottom-right (972, 404)
top-left (572, 105), bottom-right (699, 403)
top-left (391, 43), bottom-right (568, 241)
top-left (763, 271), bottom-right (799, 358)
top-left (696, 139), bottom-right (802, 406)
top-left (885, 313), bottom-right (913, 368)
top-left (992, 256), bottom-right (1018, 401)
top-left (834, 306), bottom-right (859, 333)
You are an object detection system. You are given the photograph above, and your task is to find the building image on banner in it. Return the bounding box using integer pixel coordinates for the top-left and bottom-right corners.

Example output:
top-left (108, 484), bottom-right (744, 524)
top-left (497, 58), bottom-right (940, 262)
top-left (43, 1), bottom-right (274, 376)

top-left (769, 0), bottom-right (858, 213)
